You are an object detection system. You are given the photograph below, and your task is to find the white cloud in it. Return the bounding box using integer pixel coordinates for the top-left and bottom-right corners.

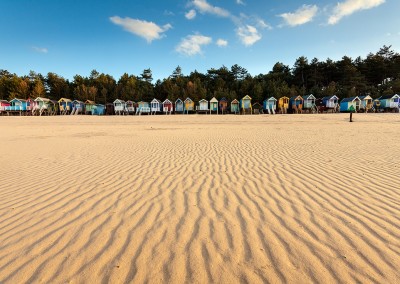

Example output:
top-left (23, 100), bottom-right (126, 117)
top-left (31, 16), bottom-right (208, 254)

top-left (109, 16), bottom-right (172, 43)
top-left (185, 9), bottom-right (197, 20)
top-left (32, 46), bottom-right (48, 53)
top-left (192, 0), bottom-right (230, 17)
top-left (236, 25), bottom-right (261, 46)
top-left (176, 34), bottom-right (212, 56)
top-left (216, 39), bottom-right (228, 47)
top-left (279, 5), bottom-right (318, 27)
top-left (328, 0), bottom-right (385, 25)
top-left (236, 0), bottom-right (245, 5)
top-left (257, 19), bottom-right (272, 30)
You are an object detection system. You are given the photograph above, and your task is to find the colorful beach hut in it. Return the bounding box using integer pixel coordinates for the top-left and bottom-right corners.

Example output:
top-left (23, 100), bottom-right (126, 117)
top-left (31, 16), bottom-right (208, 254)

top-left (0, 100), bottom-right (10, 113)
top-left (378, 94), bottom-right (400, 111)
top-left (318, 95), bottom-right (339, 113)
top-left (197, 99), bottom-right (209, 113)
top-left (278, 96), bottom-right (289, 114)
top-left (162, 99), bottom-right (173, 114)
top-left (113, 99), bottom-right (126, 115)
top-left (33, 97), bottom-right (51, 116)
top-left (289, 95), bottom-right (304, 113)
top-left (209, 97), bottom-right (218, 114)
top-left (58, 98), bottom-right (73, 115)
top-left (84, 100), bottom-right (95, 115)
top-left (219, 97), bottom-right (228, 114)
top-left (240, 95), bottom-right (252, 114)
top-left (72, 100), bottom-right (84, 115)
top-left (231, 99), bottom-right (240, 114)
top-left (175, 98), bottom-right (184, 113)
top-left (184, 97), bottom-right (195, 114)
top-left (302, 94), bottom-right (317, 113)
top-left (263, 97), bottom-right (277, 114)
top-left (92, 104), bottom-right (105, 115)
top-left (8, 98), bottom-right (28, 112)
top-left (359, 95), bottom-right (373, 113)
top-left (136, 101), bottom-right (150, 115)
top-left (125, 100), bottom-right (135, 114)
top-left (340, 96), bottom-right (361, 112)
top-left (151, 98), bottom-right (162, 114)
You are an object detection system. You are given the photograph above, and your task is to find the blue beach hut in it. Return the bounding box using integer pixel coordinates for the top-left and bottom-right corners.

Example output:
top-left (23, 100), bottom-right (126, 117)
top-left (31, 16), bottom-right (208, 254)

top-left (263, 97), bottom-right (277, 114)
top-left (340, 97), bottom-right (361, 112)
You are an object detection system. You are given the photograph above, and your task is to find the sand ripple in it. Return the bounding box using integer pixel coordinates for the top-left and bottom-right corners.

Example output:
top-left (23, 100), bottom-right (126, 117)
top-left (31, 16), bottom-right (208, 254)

top-left (0, 114), bottom-right (399, 283)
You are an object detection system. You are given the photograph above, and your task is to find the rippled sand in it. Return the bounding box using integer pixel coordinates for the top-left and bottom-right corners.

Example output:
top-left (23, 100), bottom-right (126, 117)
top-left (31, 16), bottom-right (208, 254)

top-left (0, 114), bottom-right (399, 283)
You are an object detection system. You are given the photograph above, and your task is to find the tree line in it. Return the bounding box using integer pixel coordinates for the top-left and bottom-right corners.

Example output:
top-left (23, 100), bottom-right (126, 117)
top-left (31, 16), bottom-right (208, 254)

top-left (1, 45), bottom-right (399, 104)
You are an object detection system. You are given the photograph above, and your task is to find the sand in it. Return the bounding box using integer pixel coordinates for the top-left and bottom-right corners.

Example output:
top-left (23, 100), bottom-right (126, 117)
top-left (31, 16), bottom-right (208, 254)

top-left (0, 113), bottom-right (399, 283)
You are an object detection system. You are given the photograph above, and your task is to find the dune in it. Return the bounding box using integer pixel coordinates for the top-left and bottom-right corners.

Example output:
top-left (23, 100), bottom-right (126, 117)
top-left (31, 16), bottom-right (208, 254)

top-left (0, 114), bottom-right (399, 283)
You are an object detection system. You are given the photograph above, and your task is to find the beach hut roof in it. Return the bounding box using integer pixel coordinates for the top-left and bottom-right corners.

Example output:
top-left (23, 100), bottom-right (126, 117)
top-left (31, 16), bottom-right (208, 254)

top-left (184, 97), bottom-right (193, 102)
top-left (358, 95), bottom-right (372, 100)
top-left (210, 97), bottom-right (218, 103)
top-left (264, 97), bottom-right (277, 102)
top-left (231, 99), bottom-right (239, 103)
top-left (290, 95), bottom-right (303, 100)
top-left (199, 99), bottom-right (208, 103)
top-left (242, 95), bottom-right (252, 100)
top-left (380, 94), bottom-right (400, 100)
top-left (163, 99), bottom-right (172, 104)
top-left (175, 98), bottom-right (183, 103)
top-left (302, 94), bottom-right (316, 100)
top-left (220, 97), bottom-right (228, 102)
top-left (113, 99), bottom-right (125, 104)
top-left (321, 95), bottom-right (339, 100)
top-left (341, 96), bottom-right (360, 103)
top-left (0, 99), bottom-right (9, 103)
top-left (151, 98), bottom-right (162, 103)
top-left (73, 100), bottom-right (84, 103)
top-left (59, 98), bottom-right (72, 103)
top-left (35, 97), bottom-right (51, 102)
top-left (85, 100), bottom-right (95, 105)
top-left (10, 98), bottom-right (27, 103)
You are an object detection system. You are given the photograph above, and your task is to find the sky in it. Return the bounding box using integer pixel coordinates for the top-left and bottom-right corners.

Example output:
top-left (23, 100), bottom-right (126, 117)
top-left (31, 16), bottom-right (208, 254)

top-left (1, 0), bottom-right (399, 81)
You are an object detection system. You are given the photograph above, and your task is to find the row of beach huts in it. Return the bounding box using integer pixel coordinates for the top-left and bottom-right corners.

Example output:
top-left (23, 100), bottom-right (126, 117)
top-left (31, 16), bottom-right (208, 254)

top-left (0, 94), bottom-right (399, 116)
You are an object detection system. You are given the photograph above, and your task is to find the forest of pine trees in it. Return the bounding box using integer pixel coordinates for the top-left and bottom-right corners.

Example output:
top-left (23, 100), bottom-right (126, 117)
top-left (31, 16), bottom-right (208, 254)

top-left (1, 45), bottom-right (399, 104)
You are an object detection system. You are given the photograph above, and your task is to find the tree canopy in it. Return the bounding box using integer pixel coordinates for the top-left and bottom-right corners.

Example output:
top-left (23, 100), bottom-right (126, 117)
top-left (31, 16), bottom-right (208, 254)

top-left (1, 46), bottom-right (399, 102)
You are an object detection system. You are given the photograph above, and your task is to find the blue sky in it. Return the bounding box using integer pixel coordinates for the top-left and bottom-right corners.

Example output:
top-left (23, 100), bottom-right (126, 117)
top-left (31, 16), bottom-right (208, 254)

top-left (1, 0), bottom-right (399, 81)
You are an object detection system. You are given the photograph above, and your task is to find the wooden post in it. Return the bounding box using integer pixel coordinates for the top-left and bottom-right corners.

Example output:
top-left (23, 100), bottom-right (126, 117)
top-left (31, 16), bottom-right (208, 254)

top-left (349, 112), bottom-right (353, 122)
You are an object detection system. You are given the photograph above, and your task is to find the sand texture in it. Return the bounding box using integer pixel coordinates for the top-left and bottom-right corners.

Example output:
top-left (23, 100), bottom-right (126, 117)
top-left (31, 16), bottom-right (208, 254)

top-left (0, 114), bottom-right (399, 283)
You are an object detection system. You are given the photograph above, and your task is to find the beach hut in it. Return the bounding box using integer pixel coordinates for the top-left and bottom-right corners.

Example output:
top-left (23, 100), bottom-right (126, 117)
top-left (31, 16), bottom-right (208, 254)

top-left (359, 95), bottom-right (374, 113)
top-left (209, 97), bottom-right (218, 114)
top-left (49, 100), bottom-right (59, 115)
top-left (318, 95), bottom-right (339, 113)
top-left (136, 101), bottom-right (150, 115)
top-left (151, 98), bottom-right (162, 114)
top-left (373, 99), bottom-right (381, 112)
top-left (84, 100), bottom-right (95, 115)
top-left (33, 97), bottom-right (51, 116)
top-left (240, 95), bottom-right (252, 114)
top-left (0, 100), bottom-right (10, 114)
top-left (263, 97), bottom-right (277, 114)
top-left (71, 100), bottom-right (84, 115)
top-left (340, 96), bottom-right (361, 112)
top-left (8, 98), bottom-right (28, 113)
top-left (126, 100), bottom-right (135, 114)
top-left (230, 99), bottom-right (240, 114)
top-left (219, 97), bottom-right (228, 114)
top-left (289, 95), bottom-right (304, 113)
top-left (378, 94), bottom-right (400, 111)
top-left (252, 102), bottom-right (263, 114)
top-left (175, 98), bottom-right (184, 114)
top-left (162, 99), bottom-right (173, 114)
top-left (302, 94), bottom-right (317, 113)
top-left (184, 97), bottom-right (194, 114)
top-left (58, 98), bottom-right (73, 115)
top-left (92, 104), bottom-right (105, 115)
top-left (278, 96), bottom-right (289, 114)
top-left (113, 99), bottom-right (126, 115)
top-left (105, 103), bottom-right (114, 115)
top-left (197, 99), bottom-right (209, 113)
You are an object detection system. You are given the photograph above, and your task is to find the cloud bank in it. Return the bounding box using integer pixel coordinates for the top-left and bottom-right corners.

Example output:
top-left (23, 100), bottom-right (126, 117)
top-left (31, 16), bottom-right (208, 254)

top-left (328, 0), bottom-right (385, 25)
top-left (279, 5), bottom-right (318, 27)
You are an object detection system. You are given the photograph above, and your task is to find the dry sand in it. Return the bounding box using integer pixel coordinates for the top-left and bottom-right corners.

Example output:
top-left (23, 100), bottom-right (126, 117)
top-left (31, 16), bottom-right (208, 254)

top-left (0, 114), bottom-right (399, 283)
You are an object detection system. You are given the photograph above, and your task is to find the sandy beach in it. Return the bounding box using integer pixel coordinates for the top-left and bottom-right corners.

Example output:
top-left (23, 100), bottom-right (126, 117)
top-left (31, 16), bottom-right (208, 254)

top-left (0, 113), bottom-right (399, 283)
